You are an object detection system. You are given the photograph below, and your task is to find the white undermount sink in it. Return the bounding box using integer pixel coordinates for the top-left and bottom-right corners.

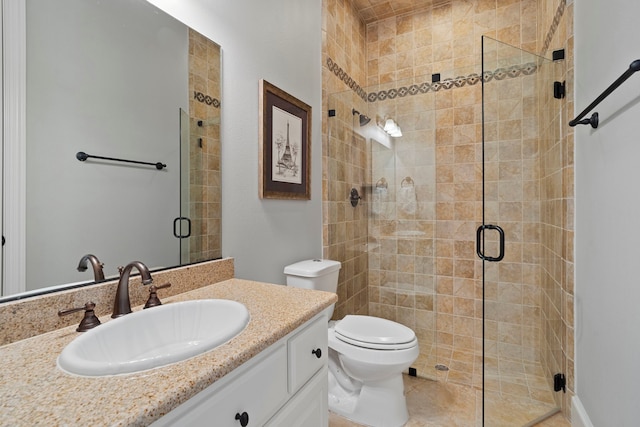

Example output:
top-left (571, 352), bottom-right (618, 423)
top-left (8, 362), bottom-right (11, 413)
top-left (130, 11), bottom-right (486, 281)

top-left (57, 299), bottom-right (250, 377)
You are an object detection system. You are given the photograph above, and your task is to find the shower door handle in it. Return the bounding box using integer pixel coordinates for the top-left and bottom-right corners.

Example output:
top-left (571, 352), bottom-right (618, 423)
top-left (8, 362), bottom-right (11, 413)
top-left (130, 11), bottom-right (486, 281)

top-left (476, 224), bottom-right (505, 262)
top-left (173, 217), bottom-right (191, 238)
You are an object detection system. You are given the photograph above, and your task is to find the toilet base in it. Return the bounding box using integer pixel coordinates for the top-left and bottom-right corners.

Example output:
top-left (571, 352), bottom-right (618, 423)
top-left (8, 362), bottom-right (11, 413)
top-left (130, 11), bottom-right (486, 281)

top-left (328, 367), bottom-right (409, 427)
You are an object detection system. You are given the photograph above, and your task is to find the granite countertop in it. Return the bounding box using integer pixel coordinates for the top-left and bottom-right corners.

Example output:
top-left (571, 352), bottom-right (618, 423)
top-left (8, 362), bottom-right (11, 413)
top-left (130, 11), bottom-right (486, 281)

top-left (0, 279), bottom-right (337, 426)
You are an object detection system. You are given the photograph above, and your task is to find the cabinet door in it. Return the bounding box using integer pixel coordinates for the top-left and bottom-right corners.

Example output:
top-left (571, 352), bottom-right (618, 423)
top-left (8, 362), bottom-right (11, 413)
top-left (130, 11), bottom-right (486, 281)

top-left (265, 366), bottom-right (328, 427)
top-left (154, 344), bottom-right (288, 427)
top-left (288, 315), bottom-right (327, 393)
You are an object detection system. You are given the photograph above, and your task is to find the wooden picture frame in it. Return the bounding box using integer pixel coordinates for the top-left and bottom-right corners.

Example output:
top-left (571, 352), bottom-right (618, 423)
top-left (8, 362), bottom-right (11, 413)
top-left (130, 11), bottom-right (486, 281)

top-left (259, 79), bottom-right (311, 200)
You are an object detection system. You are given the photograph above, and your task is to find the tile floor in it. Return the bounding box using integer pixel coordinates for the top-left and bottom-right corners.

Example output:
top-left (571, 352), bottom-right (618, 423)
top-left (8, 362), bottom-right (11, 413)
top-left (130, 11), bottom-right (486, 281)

top-left (413, 344), bottom-right (557, 411)
top-left (328, 374), bottom-right (571, 427)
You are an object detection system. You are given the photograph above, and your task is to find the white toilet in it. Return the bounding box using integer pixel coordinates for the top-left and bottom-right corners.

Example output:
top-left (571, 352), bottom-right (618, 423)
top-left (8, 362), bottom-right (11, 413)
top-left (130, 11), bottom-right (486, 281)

top-left (284, 259), bottom-right (419, 427)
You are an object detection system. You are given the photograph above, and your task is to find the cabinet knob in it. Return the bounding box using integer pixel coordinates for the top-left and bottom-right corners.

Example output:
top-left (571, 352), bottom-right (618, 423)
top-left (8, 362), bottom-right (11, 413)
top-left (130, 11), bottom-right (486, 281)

top-left (235, 411), bottom-right (249, 426)
top-left (312, 348), bottom-right (322, 359)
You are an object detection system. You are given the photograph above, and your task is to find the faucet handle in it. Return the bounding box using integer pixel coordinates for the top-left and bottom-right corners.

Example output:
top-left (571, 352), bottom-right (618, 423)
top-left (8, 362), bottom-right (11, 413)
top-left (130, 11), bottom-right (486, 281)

top-left (58, 301), bottom-right (102, 332)
top-left (144, 283), bottom-right (172, 309)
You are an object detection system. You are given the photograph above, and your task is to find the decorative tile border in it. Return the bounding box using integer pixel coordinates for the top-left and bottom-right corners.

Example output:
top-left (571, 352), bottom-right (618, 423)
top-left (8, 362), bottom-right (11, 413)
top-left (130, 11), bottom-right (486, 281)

top-left (541, 0), bottom-right (567, 55)
top-left (194, 91), bottom-right (221, 108)
top-left (327, 57), bottom-right (537, 103)
top-left (326, 58), bottom-right (368, 101)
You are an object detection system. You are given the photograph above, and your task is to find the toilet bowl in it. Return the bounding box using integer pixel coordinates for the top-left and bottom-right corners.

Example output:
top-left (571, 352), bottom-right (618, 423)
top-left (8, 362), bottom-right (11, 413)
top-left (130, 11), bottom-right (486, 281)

top-left (284, 259), bottom-right (419, 427)
top-left (327, 315), bottom-right (419, 427)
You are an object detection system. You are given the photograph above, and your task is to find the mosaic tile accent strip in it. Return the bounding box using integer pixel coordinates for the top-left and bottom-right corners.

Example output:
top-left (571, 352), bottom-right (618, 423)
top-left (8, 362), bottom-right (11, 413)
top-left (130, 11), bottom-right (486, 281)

top-left (327, 57), bottom-right (537, 103)
top-left (326, 57), bottom-right (368, 101)
top-left (367, 64), bottom-right (535, 102)
top-left (193, 91), bottom-right (221, 108)
top-left (541, 0), bottom-right (567, 55)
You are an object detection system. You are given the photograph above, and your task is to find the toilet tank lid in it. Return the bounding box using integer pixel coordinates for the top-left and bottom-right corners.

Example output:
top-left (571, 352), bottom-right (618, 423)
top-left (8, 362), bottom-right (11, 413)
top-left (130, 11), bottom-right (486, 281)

top-left (284, 259), bottom-right (341, 277)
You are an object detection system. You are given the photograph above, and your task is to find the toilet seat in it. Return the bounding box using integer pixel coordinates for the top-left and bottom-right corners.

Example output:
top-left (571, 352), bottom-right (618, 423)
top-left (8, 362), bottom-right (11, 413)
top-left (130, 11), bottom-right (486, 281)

top-left (334, 315), bottom-right (417, 350)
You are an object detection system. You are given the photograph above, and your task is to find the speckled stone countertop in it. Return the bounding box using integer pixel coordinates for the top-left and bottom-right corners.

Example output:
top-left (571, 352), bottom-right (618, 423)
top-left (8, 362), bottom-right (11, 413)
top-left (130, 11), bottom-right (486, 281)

top-left (0, 279), bottom-right (337, 426)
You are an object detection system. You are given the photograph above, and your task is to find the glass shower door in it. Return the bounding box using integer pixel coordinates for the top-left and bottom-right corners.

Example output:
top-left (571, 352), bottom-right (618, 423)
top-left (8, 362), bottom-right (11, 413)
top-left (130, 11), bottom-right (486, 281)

top-left (480, 36), bottom-right (563, 426)
top-left (178, 104), bottom-right (222, 265)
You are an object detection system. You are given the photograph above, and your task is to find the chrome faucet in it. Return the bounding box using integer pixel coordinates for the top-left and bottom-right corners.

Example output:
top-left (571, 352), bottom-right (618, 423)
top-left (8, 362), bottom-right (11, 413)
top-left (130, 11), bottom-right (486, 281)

top-left (77, 254), bottom-right (105, 282)
top-left (112, 261), bottom-right (153, 318)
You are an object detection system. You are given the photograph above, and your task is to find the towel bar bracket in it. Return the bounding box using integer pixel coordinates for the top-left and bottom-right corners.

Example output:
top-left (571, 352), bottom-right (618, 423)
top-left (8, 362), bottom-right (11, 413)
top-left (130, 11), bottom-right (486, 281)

top-left (575, 112), bottom-right (599, 129)
top-left (570, 59), bottom-right (640, 128)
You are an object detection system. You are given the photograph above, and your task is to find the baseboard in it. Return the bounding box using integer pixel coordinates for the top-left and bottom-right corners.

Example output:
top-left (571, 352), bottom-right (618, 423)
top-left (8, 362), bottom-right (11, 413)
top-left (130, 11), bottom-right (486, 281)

top-left (572, 396), bottom-right (594, 427)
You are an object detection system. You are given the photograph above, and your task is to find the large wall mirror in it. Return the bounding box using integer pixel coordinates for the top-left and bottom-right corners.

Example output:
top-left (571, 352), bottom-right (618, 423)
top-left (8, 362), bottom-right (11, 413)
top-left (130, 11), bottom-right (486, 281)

top-left (1, 0), bottom-right (221, 300)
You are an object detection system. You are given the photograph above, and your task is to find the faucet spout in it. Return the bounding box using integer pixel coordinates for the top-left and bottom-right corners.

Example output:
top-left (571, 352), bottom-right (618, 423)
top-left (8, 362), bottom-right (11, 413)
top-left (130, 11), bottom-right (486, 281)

top-left (77, 254), bottom-right (105, 282)
top-left (112, 261), bottom-right (153, 318)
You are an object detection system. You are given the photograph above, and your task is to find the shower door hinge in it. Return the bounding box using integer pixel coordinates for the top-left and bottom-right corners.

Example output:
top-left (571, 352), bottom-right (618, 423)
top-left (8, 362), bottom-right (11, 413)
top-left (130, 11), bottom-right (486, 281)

top-left (552, 49), bottom-right (565, 61)
top-left (554, 81), bottom-right (566, 99)
top-left (553, 373), bottom-right (566, 393)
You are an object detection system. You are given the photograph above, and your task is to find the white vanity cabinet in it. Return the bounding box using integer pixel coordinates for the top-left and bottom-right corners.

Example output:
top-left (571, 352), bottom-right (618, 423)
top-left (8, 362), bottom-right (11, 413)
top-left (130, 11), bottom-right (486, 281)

top-left (264, 367), bottom-right (327, 427)
top-left (153, 313), bottom-right (328, 427)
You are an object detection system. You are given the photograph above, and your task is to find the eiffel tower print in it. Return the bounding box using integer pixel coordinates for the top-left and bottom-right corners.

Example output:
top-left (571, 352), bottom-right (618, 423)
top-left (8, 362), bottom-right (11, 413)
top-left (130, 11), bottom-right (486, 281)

top-left (278, 122), bottom-right (294, 170)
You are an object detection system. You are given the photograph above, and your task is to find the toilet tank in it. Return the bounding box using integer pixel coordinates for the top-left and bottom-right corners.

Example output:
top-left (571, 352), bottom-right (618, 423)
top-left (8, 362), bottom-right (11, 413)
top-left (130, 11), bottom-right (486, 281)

top-left (284, 259), bottom-right (341, 293)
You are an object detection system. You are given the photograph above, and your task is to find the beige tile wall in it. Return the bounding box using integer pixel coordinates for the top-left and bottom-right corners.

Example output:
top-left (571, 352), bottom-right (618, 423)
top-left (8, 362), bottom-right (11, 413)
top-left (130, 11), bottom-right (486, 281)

top-left (322, 0), bottom-right (574, 419)
top-left (365, 79), bottom-right (439, 378)
top-left (323, 0), bottom-right (370, 318)
top-left (537, 0), bottom-right (575, 418)
top-left (189, 30), bottom-right (222, 262)
top-left (482, 38), bottom-right (546, 399)
top-left (365, 0), bottom-right (540, 386)
top-left (365, 0), bottom-right (539, 87)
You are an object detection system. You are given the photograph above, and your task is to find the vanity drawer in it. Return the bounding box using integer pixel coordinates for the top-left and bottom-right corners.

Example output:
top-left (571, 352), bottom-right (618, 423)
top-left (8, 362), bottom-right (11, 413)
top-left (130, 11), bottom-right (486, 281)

top-left (287, 315), bottom-right (327, 393)
top-left (154, 343), bottom-right (288, 427)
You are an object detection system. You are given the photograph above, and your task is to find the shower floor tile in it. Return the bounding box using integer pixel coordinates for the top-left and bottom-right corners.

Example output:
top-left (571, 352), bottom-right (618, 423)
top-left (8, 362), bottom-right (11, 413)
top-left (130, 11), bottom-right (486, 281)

top-left (328, 375), bottom-right (571, 427)
top-left (412, 343), bottom-right (557, 408)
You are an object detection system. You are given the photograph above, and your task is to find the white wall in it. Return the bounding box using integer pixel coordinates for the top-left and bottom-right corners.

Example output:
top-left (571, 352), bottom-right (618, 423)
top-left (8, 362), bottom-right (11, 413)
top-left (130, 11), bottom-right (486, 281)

top-left (574, 0), bottom-right (640, 425)
top-left (146, 0), bottom-right (323, 284)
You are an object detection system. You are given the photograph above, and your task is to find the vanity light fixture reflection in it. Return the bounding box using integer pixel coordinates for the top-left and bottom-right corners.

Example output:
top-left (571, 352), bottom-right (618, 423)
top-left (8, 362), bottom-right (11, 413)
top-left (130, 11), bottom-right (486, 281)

top-left (382, 118), bottom-right (402, 138)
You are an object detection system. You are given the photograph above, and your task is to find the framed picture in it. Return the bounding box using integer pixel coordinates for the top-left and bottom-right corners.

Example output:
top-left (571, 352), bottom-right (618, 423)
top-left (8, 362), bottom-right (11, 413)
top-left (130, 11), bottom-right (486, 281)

top-left (259, 79), bottom-right (311, 200)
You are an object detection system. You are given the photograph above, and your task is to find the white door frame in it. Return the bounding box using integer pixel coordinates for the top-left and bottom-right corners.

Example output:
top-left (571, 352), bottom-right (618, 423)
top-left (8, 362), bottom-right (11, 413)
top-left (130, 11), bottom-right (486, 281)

top-left (2, 0), bottom-right (27, 296)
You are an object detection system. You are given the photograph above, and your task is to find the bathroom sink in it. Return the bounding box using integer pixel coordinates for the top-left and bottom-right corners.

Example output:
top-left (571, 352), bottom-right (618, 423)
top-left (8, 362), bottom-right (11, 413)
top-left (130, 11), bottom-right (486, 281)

top-left (58, 299), bottom-right (250, 376)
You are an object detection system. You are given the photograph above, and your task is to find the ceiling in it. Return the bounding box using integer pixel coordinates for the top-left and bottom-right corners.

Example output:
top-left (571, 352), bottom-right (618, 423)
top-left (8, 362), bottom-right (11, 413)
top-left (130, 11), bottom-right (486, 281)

top-left (352, 0), bottom-right (450, 24)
